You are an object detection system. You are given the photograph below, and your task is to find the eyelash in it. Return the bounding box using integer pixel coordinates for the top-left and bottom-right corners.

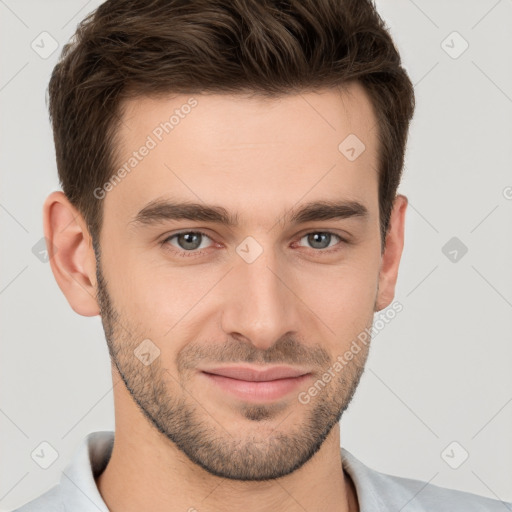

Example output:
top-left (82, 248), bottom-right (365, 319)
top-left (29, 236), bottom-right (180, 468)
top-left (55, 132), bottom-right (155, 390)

top-left (160, 230), bottom-right (348, 258)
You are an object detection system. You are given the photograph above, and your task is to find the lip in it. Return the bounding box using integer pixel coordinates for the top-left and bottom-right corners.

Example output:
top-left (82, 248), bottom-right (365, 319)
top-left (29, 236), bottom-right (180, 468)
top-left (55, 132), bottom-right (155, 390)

top-left (199, 365), bottom-right (312, 403)
top-left (200, 365), bottom-right (311, 381)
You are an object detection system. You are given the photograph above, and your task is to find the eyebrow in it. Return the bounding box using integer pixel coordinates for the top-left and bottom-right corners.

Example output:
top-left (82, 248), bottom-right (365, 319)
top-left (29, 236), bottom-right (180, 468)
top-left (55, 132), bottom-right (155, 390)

top-left (129, 198), bottom-right (369, 229)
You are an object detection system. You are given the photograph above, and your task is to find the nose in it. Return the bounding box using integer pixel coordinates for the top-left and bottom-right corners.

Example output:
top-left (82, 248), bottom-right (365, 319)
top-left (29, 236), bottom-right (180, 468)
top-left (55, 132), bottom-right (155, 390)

top-left (219, 245), bottom-right (302, 351)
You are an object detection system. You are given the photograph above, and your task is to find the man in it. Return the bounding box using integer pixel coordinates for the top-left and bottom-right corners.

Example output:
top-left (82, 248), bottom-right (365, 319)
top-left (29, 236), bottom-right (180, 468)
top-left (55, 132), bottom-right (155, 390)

top-left (13, 0), bottom-right (510, 511)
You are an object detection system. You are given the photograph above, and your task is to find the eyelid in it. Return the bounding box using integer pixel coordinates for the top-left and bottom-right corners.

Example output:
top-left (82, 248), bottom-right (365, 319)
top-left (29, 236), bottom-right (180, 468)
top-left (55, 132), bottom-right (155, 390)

top-left (295, 227), bottom-right (351, 243)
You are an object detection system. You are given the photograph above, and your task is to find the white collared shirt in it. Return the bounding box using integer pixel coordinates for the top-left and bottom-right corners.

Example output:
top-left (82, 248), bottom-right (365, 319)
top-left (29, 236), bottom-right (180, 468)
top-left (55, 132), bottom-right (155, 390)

top-left (12, 430), bottom-right (511, 511)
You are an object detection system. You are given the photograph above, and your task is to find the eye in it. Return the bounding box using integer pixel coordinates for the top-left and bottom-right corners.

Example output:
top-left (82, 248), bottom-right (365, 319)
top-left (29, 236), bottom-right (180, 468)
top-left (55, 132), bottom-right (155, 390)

top-left (297, 231), bottom-right (344, 252)
top-left (162, 231), bottom-right (214, 256)
top-left (160, 229), bottom-right (347, 258)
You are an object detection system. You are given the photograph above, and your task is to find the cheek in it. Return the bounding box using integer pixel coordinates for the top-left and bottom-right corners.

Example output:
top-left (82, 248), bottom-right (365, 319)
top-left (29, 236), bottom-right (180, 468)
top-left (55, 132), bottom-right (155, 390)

top-left (295, 246), bottom-right (380, 344)
top-left (303, 267), bottom-right (377, 331)
top-left (99, 243), bottom-right (175, 328)
top-left (106, 252), bottom-right (217, 338)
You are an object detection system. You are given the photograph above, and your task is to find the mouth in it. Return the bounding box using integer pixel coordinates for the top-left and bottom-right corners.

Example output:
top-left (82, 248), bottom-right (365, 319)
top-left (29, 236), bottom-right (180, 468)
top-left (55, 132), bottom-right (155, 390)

top-left (199, 365), bottom-right (312, 402)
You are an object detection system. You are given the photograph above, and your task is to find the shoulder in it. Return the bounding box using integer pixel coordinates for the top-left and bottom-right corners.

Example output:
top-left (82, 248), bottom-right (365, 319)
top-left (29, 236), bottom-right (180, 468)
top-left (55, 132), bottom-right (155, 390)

top-left (378, 470), bottom-right (510, 511)
top-left (11, 430), bottom-right (113, 512)
top-left (10, 484), bottom-right (65, 512)
top-left (341, 448), bottom-right (511, 511)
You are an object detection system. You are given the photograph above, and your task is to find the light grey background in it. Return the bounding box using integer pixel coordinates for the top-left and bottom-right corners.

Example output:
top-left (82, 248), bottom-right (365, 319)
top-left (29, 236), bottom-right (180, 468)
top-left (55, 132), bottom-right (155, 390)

top-left (1, 0), bottom-right (512, 509)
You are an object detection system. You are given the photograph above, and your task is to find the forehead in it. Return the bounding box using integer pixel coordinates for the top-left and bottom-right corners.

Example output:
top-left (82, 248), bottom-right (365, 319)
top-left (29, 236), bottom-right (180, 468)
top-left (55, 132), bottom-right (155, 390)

top-left (105, 83), bottom-right (380, 229)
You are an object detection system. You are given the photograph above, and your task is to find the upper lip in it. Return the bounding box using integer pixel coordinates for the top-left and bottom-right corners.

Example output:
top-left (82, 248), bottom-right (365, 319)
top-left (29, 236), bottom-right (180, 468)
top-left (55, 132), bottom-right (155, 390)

top-left (201, 365), bottom-right (311, 382)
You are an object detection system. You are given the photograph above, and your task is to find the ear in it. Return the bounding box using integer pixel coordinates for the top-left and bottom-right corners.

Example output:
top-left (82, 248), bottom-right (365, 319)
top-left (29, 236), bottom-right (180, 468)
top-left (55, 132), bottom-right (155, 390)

top-left (43, 190), bottom-right (100, 316)
top-left (375, 194), bottom-right (408, 312)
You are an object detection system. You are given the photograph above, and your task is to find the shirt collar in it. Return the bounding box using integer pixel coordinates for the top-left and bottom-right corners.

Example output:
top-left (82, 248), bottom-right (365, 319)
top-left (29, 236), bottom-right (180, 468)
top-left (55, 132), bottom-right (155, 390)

top-left (59, 430), bottom-right (402, 512)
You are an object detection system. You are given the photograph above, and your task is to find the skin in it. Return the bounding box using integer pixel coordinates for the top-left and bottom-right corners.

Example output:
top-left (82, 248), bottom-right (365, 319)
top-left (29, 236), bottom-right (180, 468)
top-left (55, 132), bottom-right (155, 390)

top-left (44, 81), bottom-right (407, 512)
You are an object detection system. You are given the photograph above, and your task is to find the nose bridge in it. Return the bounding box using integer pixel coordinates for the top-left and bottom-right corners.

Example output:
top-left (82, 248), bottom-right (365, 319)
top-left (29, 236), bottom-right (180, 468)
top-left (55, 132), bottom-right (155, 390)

top-left (220, 238), bottom-right (299, 349)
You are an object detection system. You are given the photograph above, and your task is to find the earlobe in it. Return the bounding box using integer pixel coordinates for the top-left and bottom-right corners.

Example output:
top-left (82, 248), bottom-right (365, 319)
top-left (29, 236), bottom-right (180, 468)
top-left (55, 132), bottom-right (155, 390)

top-left (43, 191), bottom-right (100, 317)
top-left (375, 194), bottom-right (408, 312)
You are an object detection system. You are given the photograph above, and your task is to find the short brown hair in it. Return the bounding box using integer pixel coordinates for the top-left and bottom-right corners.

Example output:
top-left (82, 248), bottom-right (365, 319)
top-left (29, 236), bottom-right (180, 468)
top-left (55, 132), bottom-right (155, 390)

top-left (48, 0), bottom-right (415, 249)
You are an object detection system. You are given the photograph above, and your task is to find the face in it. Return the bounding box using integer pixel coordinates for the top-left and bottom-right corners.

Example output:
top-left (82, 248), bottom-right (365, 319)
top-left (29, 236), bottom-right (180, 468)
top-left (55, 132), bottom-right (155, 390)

top-left (95, 83), bottom-right (384, 481)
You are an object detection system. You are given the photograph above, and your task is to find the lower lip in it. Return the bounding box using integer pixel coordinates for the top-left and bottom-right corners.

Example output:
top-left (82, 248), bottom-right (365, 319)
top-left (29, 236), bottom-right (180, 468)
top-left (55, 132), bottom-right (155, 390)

top-left (201, 372), bottom-right (312, 402)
